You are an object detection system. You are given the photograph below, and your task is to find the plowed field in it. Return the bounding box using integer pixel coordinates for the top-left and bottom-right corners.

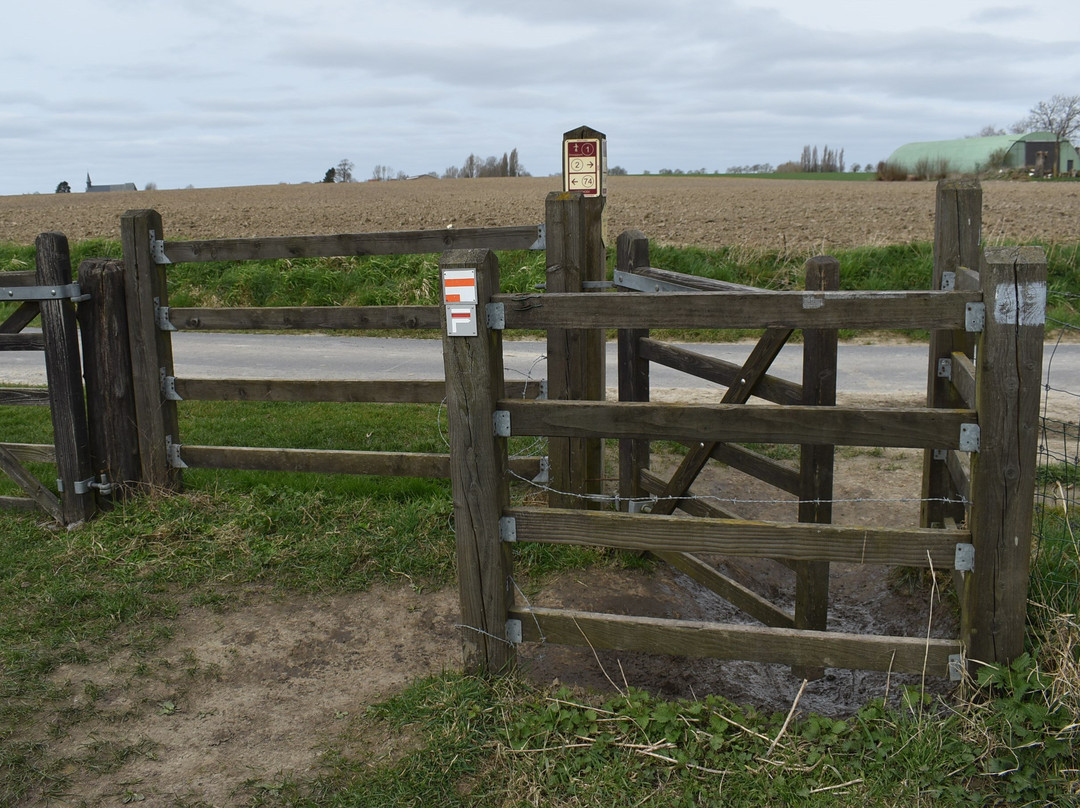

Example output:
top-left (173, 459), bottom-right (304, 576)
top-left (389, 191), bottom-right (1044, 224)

top-left (2, 176), bottom-right (1078, 250)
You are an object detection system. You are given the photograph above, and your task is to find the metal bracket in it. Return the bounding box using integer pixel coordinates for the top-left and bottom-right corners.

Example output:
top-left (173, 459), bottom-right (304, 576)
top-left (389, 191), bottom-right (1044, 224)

top-left (486, 302), bottom-right (505, 329)
top-left (612, 269), bottom-right (697, 293)
top-left (499, 515), bottom-right (517, 542)
top-left (955, 543), bottom-right (975, 572)
top-left (493, 410), bottom-right (511, 437)
top-left (160, 368), bottom-right (183, 401)
top-left (959, 423), bottom-right (980, 452)
top-left (149, 230), bottom-right (171, 264)
top-left (154, 298), bottom-right (177, 331)
top-left (582, 281), bottom-right (616, 290)
top-left (948, 654), bottom-right (964, 681)
top-left (505, 618), bottom-right (523, 645)
top-left (628, 495), bottom-right (657, 514)
top-left (940, 271), bottom-right (956, 291)
top-left (937, 358), bottom-right (952, 380)
top-left (933, 448), bottom-right (948, 461)
top-left (1, 283), bottom-right (84, 302)
top-left (529, 224), bottom-right (546, 251)
top-left (532, 456), bottom-right (549, 484)
top-left (166, 436), bottom-right (188, 469)
top-left (965, 302), bottom-right (985, 332)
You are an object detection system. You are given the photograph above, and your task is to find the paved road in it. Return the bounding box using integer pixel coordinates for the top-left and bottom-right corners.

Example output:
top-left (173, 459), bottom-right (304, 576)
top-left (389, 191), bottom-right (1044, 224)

top-left (3, 333), bottom-right (1078, 406)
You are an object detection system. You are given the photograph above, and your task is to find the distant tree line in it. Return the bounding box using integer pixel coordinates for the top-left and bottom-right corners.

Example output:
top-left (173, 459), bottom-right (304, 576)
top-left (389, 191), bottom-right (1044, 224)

top-left (725, 164), bottom-right (774, 175)
top-left (321, 150), bottom-right (530, 183)
top-left (784, 144), bottom-right (845, 173)
top-left (443, 149), bottom-right (528, 179)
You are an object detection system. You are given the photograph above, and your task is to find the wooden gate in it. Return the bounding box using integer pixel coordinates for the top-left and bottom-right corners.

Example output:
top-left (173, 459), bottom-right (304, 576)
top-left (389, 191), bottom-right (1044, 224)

top-left (441, 237), bottom-right (1045, 677)
top-left (0, 233), bottom-right (95, 525)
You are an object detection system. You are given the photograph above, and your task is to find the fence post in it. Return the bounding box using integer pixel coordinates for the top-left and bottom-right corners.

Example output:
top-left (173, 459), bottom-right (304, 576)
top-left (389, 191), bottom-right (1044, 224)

top-left (440, 248), bottom-right (514, 674)
top-left (120, 209), bottom-right (180, 491)
top-left (77, 259), bottom-right (140, 501)
top-left (966, 246), bottom-right (1045, 667)
top-left (794, 255), bottom-right (840, 679)
top-left (923, 179), bottom-right (981, 529)
top-left (617, 229), bottom-right (651, 510)
top-left (35, 232), bottom-right (95, 524)
top-left (545, 190), bottom-right (605, 508)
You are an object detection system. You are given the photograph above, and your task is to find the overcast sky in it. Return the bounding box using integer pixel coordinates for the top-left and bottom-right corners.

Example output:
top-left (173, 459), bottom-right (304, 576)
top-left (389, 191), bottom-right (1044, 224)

top-left (2, 0), bottom-right (1078, 195)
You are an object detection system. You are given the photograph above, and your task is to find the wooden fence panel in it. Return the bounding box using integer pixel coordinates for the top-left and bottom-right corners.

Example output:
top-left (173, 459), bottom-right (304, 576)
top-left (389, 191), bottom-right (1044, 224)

top-left (966, 246), bottom-right (1046, 666)
top-left (500, 400), bottom-right (975, 448)
top-left (923, 179), bottom-right (981, 529)
top-left (36, 233), bottom-right (95, 523)
top-left (509, 606), bottom-right (959, 677)
top-left (158, 224), bottom-right (545, 263)
top-left (121, 210), bottom-right (180, 490)
top-left (545, 191), bottom-right (605, 508)
top-left (440, 249), bottom-right (514, 673)
top-left (795, 256), bottom-right (839, 678)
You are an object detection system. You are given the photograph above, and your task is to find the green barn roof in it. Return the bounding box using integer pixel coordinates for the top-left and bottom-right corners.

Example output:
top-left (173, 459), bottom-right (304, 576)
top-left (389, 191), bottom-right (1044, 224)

top-left (887, 131), bottom-right (1079, 175)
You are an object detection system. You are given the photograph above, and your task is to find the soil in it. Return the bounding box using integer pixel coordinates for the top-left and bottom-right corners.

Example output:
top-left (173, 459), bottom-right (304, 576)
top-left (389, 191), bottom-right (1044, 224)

top-left (2, 175), bottom-right (1079, 250)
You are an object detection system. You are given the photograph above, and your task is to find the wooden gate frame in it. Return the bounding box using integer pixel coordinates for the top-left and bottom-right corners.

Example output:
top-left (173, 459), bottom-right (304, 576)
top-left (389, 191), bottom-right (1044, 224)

top-left (118, 209), bottom-right (550, 490)
top-left (0, 233), bottom-right (95, 525)
top-left (442, 238), bottom-right (1045, 676)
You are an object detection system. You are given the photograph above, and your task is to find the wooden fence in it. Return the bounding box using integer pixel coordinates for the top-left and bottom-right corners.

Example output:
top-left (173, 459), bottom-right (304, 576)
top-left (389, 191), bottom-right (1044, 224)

top-left (115, 209), bottom-right (567, 491)
top-left (1, 180), bottom-right (1045, 679)
top-left (440, 195), bottom-right (1046, 676)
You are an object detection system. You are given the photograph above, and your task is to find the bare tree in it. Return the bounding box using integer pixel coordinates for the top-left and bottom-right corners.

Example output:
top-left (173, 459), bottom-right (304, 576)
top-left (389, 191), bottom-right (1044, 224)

top-left (335, 159), bottom-right (355, 183)
top-left (1023, 94), bottom-right (1080, 176)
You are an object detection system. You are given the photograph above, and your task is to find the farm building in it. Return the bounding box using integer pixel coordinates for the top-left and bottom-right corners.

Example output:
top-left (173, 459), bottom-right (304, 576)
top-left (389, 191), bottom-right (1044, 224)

top-left (886, 131), bottom-right (1079, 176)
top-left (85, 174), bottom-right (137, 193)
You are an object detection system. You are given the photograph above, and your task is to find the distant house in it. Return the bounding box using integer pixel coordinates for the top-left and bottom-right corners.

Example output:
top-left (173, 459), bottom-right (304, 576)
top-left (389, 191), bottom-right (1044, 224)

top-left (85, 174), bottom-right (137, 193)
top-left (886, 132), bottom-right (1079, 176)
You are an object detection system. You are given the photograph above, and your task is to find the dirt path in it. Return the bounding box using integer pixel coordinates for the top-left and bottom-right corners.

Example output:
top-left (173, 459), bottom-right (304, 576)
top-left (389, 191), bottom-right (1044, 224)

top-left (32, 445), bottom-right (953, 807)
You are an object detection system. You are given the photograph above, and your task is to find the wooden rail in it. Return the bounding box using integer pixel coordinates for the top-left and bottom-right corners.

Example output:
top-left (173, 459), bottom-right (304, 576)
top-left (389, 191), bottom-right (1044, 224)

top-left (158, 224), bottom-right (545, 263)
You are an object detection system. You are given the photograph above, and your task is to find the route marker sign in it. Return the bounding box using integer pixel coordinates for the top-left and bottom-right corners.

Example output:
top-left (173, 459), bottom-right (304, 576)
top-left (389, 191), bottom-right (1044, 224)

top-left (563, 126), bottom-right (606, 198)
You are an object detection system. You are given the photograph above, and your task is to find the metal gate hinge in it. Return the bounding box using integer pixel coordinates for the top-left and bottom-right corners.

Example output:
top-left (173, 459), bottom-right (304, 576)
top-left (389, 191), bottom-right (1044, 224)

top-left (499, 516), bottom-right (517, 542)
top-left (486, 302), bottom-right (505, 329)
top-left (493, 410), bottom-right (511, 437)
top-left (149, 230), bottom-right (171, 264)
top-left (160, 368), bottom-right (183, 401)
top-left (532, 456), bottom-right (549, 484)
top-left (529, 224), bottom-right (546, 251)
top-left (2, 283), bottom-right (84, 302)
top-left (965, 302), bottom-right (985, 332)
top-left (505, 618), bottom-right (523, 644)
top-left (538, 379), bottom-right (548, 400)
top-left (937, 358), bottom-right (952, 379)
top-left (948, 654), bottom-right (964, 681)
top-left (955, 543), bottom-right (975, 572)
top-left (940, 271), bottom-right (956, 291)
top-left (959, 423), bottom-right (980, 452)
top-left (166, 436), bottom-right (188, 469)
top-left (155, 298), bottom-right (177, 331)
